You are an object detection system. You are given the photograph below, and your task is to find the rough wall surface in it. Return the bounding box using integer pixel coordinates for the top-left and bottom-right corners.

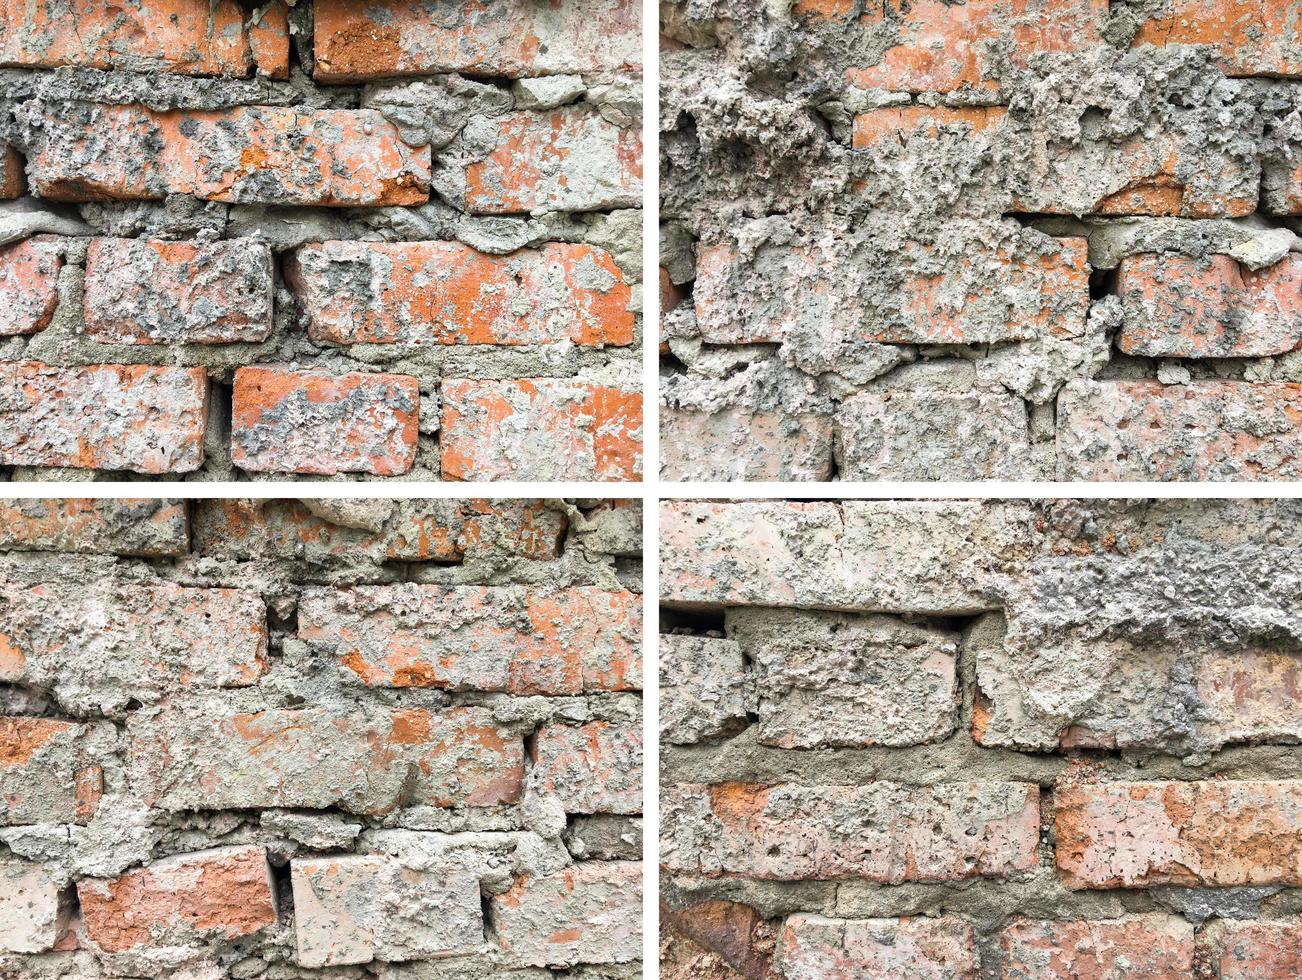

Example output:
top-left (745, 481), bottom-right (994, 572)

top-left (0, 497), bottom-right (644, 978)
top-left (660, 498), bottom-right (1302, 977)
top-left (0, 1), bottom-right (643, 481)
top-left (660, 0), bottom-right (1302, 481)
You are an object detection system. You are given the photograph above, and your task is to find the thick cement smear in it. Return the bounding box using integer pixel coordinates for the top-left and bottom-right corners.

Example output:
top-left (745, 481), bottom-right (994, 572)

top-left (661, 497), bottom-right (1302, 977)
top-left (0, 497), bottom-right (644, 978)
top-left (659, 0), bottom-right (1302, 481)
top-left (0, 1), bottom-right (643, 482)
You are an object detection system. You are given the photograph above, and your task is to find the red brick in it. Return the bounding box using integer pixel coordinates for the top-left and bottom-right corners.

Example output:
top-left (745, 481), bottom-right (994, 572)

top-left (1211, 919), bottom-right (1302, 980)
top-left (1132, 0), bottom-right (1302, 78)
top-left (693, 237), bottom-right (1088, 345)
top-left (529, 720), bottom-right (643, 815)
top-left (492, 861), bottom-right (642, 968)
top-left (0, 0), bottom-right (289, 78)
top-left (0, 499), bottom-right (189, 557)
top-left (852, 106), bottom-right (1008, 146)
top-left (0, 237), bottom-right (62, 336)
top-left (1055, 780), bottom-right (1302, 888)
top-left (1117, 254), bottom-right (1302, 357)
top-left (832, 0), bottom-right (1106, 93)
top-left (999, 916), bottom-right (1196, 979)
top-left (129, 702), bottom-right (523, 813)
top-left (776, 915), bottom-right (977, 980)
top-left (26, 104), bottom-right (430, 207)
top-left (0, 146), bottom-right (24, 198)
top-left (460, 108), bottom-right (642, 215)
top-left (0, 716), bottom-right (101, 825)
top-left (286, 241), bottom-right (633, 347)
top-left (248, 1), bottom-right (290, 79)
top-left (83, 238), bottom-right (274, 345)
top-left (441, 379), bottom-right (642, 481)
top-left (298, 585), bottom-right (640, 694)
top-left (78, 846), bottom-right (276, 953)
top-left (1056, 380), bottom-right (1302, 481)
top-left (312, 0), bottom-right (640, 81)
top-left (661, 781), bottom-right (1040, 882)
top-left (230, 366), bottom-right (420, 476)
top-left (0, 362), bottom-right (207, 473)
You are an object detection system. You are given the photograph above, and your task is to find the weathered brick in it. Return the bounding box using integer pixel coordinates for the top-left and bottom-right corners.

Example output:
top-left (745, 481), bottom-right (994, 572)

top-left (659, 402), bottom-right (835, 482)
top-left (313, 0), bottom-right (640, 80)
top-left (441, 379), bottom-right (641, 481)
top-left (1264, 157), bottom-right (1302, 215)
top-left (298, 585), bottom-right (641, 693)
top-left (230, 366), bottom-right (420, 476)
top-left (693, 237), bottom-right (1089, 346)
top-left (528, 720), bottom-right (643, 815)
top-left (1132, 0), bottom-right (1302, 78)
top-left (193, 498), bottom-right (566, 564)
top-left (0, 581), bottom-right (266, 711)
top-left (661, 782), bottom-right (1040, 882)
top-left (291, 855), bottom-right (481, 967)
top-left (1055, 780), bottom-right (1302, 888)
top-left (728, 608), bottom-right (958, 749)
top-left (456, 108), bottom-right (642, 214)
top-left (0, 0), bottom-right (289, 77)
top-left (78, 846), bottom-right (277, 954)
top-left (24, 104), bottom-right (430, 207)
top-left (128, 700), bottom-right (523, 814)
top-left (0, 860), bottom-right (68, 954)
top-left (999, 916), bottom-right (1196, 979)
top-left (1056, 380), bottom-right (1302, 481)
top-left (492, 861), bottom-right (641, 968)
top-left (1117, 254), bottom-right (1302, 358)
top-left (852, 106), bottom-right (1008, 146)
top-left (660, 635), bottom-right (751, 745)
top-left (836, 391), bottom-right (1034, 481)
top-left (0, 499), bottom-right (188, 557)
top-left (0, 362), bottom-right (207, 473)
top-left (0, 716), bottom-right (100, 825)
top-left (0, 237), bottom-right (63, 336)
top-left (660, 500), bottom-right (1030, 615)
top-left (285, 241), bottom-right (633, 347)
top-left (1210, 919), bottom-right (1302, 980)
top-left (776, 915), bottom-right (977, 980)
top-left (83, 238), bottom-right (274, 345)
top-left (830, 0), bottom-right (1106, 93)
top-left (0, 146), bottom-right (24, 198)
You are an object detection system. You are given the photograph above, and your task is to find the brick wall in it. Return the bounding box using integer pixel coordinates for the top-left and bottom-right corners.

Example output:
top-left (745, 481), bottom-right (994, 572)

top-left (660, 0), bottom-right (1302, 481)
top-left (0, 497), bottom-right (644, 977)
top-left (660, 498), bottom-right (1302, 977)
top-left (0, 1), bottom-right (643, 481)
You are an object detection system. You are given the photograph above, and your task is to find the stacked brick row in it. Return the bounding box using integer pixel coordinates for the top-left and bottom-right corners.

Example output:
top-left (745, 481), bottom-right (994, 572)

top-left (660, 0), bottom-right (1302, 481)
top-left (0, 497), bottom-right (644, 978)
top-left (660, 499), bottom-right (1302, 977)
top-left (0, 0), bottom-right (643, 481)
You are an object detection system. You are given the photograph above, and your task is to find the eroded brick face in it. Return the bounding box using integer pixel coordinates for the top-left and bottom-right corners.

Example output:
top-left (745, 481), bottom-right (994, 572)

top-left (0, 497), bottom-right (643, 976)
top-left (1, 0), bottom-right (641, 481)
top-left (660, 499), bottom-right (1302, 977)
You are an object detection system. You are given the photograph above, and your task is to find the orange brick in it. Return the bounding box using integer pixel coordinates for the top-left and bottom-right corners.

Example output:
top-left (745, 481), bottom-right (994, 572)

top-left (230, 366), bottom-right (420, 476)
top-left (999, 917), bottom-right (1196, 978)
top-left (529, 720), bottom-right (643, 814)
top-left (0, 716), bottom-right (102, 825)
top-left (1117, 254), bottom-right (1302, 357)
top-left (248, 1), bottom-right (290, 79)
top-left (852, 106), bottom-right (1008, 146)
top-left (313, 0), bottom-right (640, 80)
top-left (84, 238), bottom-right (274, 345)
top-left (0, 0), bottom-right (288, 77)
top-left (1211, 920), bottom-right (1302, 980)
top-left (1132, 0), bottom-right (1302, 77)
top-left (0, 362), bottom-right (207, 473)
top-left (78, 846), bottom-right (276, 953)
top-left (0, 237), bottom-right (62, 336)
top-left (777, 916), bottom-right (977, 979)
top-left (298, 585), bottom-right (641, 694)
top-left (0, 146), bottom-right (24, 198)
top-left (441, 379), bottom-right (641, 481)
top-left (286, 241), bottom-right (633, 347)
top-left (0, 499), bottom-right (188, 557)
top-left (1056, 780), bottom-right (1302, 888)
top-left (840, 0), bottom-right (1106, 93)
top-left (460, 108), bottom-right (642, 215)
top-left (26, 104), bottom-right (430, 207)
